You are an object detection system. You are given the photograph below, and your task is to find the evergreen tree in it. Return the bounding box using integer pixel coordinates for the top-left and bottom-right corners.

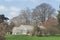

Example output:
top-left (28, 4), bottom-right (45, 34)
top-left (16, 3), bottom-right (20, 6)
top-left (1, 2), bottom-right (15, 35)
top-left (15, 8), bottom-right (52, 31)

top-left (57, 6), bottom-right (60, 25)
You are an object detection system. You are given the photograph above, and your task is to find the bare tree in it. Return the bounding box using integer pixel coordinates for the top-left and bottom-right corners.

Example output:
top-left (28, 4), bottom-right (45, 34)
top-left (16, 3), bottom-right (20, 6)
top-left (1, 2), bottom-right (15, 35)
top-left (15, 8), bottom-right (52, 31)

top-left (10, 8), bottom-right (32, 26)
top-left (20, 8), bottom-right (32, 25)
top-left (32, 3), bottom-right (56, 23)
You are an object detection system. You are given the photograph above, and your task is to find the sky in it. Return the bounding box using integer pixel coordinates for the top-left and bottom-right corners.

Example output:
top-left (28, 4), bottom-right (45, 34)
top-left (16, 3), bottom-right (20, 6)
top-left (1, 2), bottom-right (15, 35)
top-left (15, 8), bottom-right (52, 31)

top-left (0, 0), bottom-right (60, 19)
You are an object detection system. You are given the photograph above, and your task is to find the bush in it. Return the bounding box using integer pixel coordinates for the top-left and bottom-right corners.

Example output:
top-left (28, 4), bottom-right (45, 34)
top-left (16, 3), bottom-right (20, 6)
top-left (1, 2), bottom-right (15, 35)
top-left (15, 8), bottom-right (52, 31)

top-left (0, 36), bottom-right (5, 40)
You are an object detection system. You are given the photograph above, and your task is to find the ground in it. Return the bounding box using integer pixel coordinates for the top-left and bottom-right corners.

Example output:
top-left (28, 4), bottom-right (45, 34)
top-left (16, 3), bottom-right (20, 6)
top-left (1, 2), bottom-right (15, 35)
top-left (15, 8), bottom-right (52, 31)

top-left (5, 35), bottom-right (60, 40)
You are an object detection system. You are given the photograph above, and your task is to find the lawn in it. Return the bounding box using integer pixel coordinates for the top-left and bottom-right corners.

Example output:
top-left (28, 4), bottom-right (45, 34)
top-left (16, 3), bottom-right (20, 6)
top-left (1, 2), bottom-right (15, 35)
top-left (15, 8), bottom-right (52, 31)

top-left (5, 35), bottom-right (60, 40)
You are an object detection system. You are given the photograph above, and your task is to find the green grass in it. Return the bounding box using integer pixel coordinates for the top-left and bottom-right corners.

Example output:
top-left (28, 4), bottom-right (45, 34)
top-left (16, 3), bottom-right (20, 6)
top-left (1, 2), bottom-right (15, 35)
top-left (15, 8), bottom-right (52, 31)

top-left (5, 35), bottom-right (60, 40)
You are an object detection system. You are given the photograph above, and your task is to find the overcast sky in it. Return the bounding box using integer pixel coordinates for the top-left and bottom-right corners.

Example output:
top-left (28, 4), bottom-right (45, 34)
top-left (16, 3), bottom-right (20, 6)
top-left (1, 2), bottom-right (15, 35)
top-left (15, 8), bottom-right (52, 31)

top-left (0, 0), bottom-right (60, 19)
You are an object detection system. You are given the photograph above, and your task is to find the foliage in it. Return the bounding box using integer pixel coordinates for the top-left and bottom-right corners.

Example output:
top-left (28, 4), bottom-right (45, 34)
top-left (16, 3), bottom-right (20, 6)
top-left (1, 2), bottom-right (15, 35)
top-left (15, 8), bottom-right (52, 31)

top-left (0, 14), bottom-right (9, 23)
top-left (31, 25), bottom-right (41, 36)
top-left (43, 18), bottom-right (60, 34)
top-left (57, 10), bottom-right (60, 25)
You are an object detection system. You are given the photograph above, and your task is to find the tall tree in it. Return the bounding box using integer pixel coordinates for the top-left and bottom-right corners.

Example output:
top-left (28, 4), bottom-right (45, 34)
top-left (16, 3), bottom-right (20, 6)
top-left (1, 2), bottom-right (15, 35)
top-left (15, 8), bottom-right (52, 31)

top-left (20, 8), bottom-right (32, 25)
top-left (32, 3), bottom-right (56, 23)
top-left (10, 8), bottom-right (32, 26)
top-left (57, 5), bottom-right (60, 30)
top-left (57, 6), bottom-right (60, 24)
top-left (0, 14), bottom-right (9, 40)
